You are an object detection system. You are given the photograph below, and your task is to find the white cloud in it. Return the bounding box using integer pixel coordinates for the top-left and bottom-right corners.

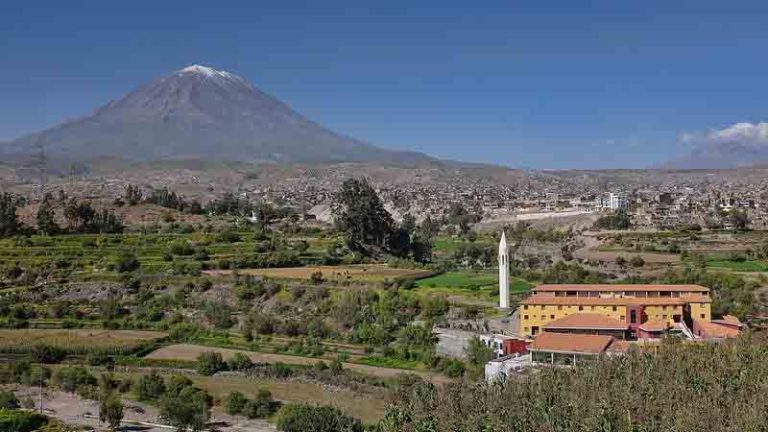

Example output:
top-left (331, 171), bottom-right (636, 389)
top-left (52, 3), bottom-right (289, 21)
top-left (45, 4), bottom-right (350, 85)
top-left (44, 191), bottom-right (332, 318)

top-left (681, 122), bottom-right (768, 149)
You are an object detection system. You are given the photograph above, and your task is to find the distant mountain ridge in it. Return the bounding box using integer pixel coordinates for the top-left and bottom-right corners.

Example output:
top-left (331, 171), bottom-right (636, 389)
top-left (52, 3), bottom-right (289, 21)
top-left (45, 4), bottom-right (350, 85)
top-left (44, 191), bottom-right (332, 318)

top-left (1, 65), bottom-right (435, 165)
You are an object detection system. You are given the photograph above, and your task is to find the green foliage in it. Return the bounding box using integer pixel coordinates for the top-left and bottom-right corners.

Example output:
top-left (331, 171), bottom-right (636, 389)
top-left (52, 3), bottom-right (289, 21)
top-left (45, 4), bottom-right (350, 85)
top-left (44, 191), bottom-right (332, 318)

top-left (36, 194), bottom-right (60, 235)
top-left (275, 404), bottom-right (363, 432)
top-left (594, 209), bottom-right (631, 230)
top-left (52, 366), bottom-right (96, 393)
top-left (137, 371), bottom-right (165, 401)
top-left (224, 391), bottom-right (248, 415)
top-left (113, 251), bottom-right (141, 273)
top-left (228, 352), bottom-right (253, 371)
top-left (196, 351), bottom-right (226, 376)
top-left (0, 193), bottom-right (22, 238)
top-left (332, 178), bottom-right (394, 255)
top-left (158, 385), bottom-right (212, 432)
top-left (0, 409), bottom-right (49, 432)
top-left (99, 392), bottom-right (124, 431)
top-left (380, 335), bottom-right (768, 432)
top-left (0, 391), bottom-right (19, 409)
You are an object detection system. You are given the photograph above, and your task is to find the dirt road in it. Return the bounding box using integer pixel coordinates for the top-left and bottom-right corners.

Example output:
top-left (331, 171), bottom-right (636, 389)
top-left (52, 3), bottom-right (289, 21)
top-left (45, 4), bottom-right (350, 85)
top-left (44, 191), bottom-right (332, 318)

top-left (12, 385), bottom-right (276, 432)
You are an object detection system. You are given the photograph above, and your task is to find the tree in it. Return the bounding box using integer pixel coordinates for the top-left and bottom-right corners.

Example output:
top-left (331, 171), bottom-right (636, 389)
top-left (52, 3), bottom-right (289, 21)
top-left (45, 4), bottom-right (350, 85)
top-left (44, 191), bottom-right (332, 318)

top-left (197, 351), bottom-right (226, 376)
top-left (36, 193), bottom-right (60, 235)
top-left (464, 337), bottom-right (494, 367)
top-left (228, 352), bottom-right (253, 371)
top-left (0, 193), bottom-right (21, 237)
top-left (275, 404), bottom-right (362, 432)
top-left (331, 178), bottom-right (394, 255)
top-left (729, 209), bottom-right (749, 231)
top-left (99, 392), bottom-right (123, 431)
top-left (124, 184), bottom-right (143, 206)
top-left (159, 386), bottom-right (212, 432)
top-left (630, 255), bottom-right (645, 268)
top-left (137, 372), bottom-right (165, 401)
top-left (224, 391), bottom-right (248, 415)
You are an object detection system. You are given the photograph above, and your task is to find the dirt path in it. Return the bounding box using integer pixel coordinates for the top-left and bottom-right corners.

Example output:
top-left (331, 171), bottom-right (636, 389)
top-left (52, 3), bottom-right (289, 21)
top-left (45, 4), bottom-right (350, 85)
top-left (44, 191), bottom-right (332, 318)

top-left (146, 343), bottom-right (452, 384)
top-left (11, 385), bottom-right (275, 432)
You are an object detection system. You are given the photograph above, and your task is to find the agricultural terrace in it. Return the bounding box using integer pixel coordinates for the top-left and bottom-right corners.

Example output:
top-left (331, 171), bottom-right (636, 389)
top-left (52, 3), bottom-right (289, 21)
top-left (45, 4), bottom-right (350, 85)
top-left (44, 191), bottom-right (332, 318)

top-left (0, 329), bottom-right (166, 355)
top-left (205, 265), bottom-right (434, 282)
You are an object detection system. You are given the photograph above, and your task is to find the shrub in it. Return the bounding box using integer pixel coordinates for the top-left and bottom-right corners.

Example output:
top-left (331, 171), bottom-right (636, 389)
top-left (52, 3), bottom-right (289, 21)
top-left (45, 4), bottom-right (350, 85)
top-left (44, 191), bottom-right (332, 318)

top-left (243, 389), bottom-right (280, 419)
top-left (137, 372), bottom-right (165, 401)
top-left (52, 366), bottom-right (96, 393)
top-left (0, 408), bottom-right (48, 432)
top-left (159, 386), bottom-right (211, 432)
top-left (224, 391), bottom-right (248, 415)
top-left (0, 391), bottom-right (19, 409)
top-left (275, 404), bottom-right (362, 432)
top-left (228, 352), bottom-right (253, 372)
top-left (113, 251), bottom-right (140, 273)
top-left (197, 351), bottom-right (226, 376)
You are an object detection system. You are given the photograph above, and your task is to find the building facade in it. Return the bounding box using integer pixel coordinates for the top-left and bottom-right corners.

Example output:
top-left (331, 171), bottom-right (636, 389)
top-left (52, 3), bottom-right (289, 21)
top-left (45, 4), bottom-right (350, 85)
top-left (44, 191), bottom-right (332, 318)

top-left (518, 284), bottom-right (712, 338)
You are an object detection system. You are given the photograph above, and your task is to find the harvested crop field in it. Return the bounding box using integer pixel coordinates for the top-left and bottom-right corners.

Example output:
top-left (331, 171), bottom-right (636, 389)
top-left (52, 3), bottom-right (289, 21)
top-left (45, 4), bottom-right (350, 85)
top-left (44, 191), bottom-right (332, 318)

top-left (0, 329), bottom-right (167, 352)
top-left (204, 265), bottom-right (434, 281)
top-left (146, 344), bottom-right (450, 383)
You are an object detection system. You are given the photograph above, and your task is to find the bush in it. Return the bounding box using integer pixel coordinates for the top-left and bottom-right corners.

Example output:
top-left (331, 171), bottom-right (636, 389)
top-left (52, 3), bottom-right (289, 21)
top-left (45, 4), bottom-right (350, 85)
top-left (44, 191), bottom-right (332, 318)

top-left (224, 391), bottom-right (248, 415)
top-left (137, 372), bottom-right (165, 401)
top-left (159, 386), bottom-right (211, 432)
top-left (276, 404), bottom-right (362, 432)
top-left (113, 251), bottom-right (140, 273)
top-left (228, 352), bottom-right (253, 372)
top-left (0, 391), bottom-right (19, 409)
top-left (52, 366), bottom-right (96, 393)
top-left (197, 351), bottom-right (227, 376)
top-left (0, 409), bottom-right (48, 432)
top-left (243, 389), bottom-right (280, 419)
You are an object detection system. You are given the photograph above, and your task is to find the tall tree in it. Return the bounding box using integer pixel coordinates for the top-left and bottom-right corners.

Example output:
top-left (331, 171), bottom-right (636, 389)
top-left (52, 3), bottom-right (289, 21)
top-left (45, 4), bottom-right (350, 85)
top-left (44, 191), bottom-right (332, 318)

top-left (100, 392), bottom-right (124, 431)
top-left (331, 178), bottom-right (394, 254)
top-left (36, 193), bottom-right (60, 235)
top-left (0, 193), bottom-right (21, 237)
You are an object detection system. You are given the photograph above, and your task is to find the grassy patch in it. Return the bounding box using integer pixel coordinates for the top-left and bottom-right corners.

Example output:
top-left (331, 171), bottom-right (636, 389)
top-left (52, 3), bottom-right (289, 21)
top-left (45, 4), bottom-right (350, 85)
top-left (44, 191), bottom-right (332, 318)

top-left (706, 259), bottom-right (768, 272)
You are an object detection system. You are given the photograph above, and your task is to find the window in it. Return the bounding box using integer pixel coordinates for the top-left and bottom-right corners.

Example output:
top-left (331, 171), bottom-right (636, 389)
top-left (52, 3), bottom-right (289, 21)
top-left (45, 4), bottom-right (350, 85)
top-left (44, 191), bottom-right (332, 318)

top-left (630, 310), bottom-right (637, 324)
top-left (524, 315), bottom-right (529, 320)
top-left (524, 305), bottom-right (528, 310)
top-left (540, 315), bottom-right (546, 320)
top-left (550, 315), bottom-right (555, 319)
top-left (578, 306), bottom-right (584, 311)
top-left (620, 315), bottom-right (625, 321)
top-left (612, 306), bottom-right (617, 312)
top-left (662, 315), bottom-right (667, 319)
top-left (557, 306), bottom-right (563, 310)
top-left (700, 314), bottom-right (705, 319)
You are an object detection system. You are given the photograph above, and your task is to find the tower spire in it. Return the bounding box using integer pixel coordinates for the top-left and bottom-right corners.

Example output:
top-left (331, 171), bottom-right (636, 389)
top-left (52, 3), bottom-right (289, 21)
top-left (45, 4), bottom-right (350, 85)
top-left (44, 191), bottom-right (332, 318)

top-left (498, 231), bottom-right (509, 309)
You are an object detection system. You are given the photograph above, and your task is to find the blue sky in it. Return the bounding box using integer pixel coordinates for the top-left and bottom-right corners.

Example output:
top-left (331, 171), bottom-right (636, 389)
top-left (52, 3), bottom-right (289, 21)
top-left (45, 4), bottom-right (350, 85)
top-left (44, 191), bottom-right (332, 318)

top-left (2, 0), bottom-right (767, 168)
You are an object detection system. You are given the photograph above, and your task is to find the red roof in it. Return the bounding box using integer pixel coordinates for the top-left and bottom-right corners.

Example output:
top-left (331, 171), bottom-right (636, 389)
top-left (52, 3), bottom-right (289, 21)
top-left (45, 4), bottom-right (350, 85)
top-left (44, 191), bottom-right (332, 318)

top-left (529, 332), bottom-right (614, 354)
top-left (534, 284), bottom-right (709, 293)
top-left (522, 295), bottom-right (711, 306)
top-left (695, 319), bottom-right (741, 339)
top-left (543, 313), bottom-right (629, 330)
top-left (638, 319), bottom-right (670, 332)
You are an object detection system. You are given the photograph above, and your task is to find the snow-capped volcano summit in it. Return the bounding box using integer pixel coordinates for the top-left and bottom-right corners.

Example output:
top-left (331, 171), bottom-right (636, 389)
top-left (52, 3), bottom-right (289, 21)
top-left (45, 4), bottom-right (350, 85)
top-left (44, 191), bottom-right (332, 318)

top-left (1, 65), bottom-right (432, 165)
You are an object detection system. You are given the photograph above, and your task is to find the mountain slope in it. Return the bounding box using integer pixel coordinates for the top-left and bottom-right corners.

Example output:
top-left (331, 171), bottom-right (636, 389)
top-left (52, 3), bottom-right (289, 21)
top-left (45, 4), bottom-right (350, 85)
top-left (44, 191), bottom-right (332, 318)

top-left (2, 65), bottom-right (433, 165)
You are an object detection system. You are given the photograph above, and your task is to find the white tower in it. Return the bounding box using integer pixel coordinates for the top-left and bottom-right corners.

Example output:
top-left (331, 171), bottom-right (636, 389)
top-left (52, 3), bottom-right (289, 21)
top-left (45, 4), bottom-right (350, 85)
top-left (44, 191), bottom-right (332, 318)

top-left (498, 231), bottom-right (509, 309)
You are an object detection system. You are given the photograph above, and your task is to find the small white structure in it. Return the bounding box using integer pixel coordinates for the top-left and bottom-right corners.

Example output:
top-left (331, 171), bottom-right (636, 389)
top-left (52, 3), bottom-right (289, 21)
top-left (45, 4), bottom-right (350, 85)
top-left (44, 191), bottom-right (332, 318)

top-left (485, 354), bottom-right (530, 382)
top-left (498, 231), bottom-right (509, 309)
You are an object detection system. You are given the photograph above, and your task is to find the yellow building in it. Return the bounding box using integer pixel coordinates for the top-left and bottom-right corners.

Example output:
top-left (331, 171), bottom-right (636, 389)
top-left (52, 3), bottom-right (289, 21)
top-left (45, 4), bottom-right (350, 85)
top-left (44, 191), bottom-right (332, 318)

top-left (518, 284), bottom-right (712, 337)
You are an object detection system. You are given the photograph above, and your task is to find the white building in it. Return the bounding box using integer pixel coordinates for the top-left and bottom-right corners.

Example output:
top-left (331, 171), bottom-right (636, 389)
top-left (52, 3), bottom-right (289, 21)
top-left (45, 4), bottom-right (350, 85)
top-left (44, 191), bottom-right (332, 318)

top-left (602, 192), bottom-right (628, 210)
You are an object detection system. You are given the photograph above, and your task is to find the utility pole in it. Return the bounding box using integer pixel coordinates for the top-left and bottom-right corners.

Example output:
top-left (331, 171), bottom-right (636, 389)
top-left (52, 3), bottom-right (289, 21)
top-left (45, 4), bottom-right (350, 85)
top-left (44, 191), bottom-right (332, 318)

top-left (39, 364), bottom-right (43, 414)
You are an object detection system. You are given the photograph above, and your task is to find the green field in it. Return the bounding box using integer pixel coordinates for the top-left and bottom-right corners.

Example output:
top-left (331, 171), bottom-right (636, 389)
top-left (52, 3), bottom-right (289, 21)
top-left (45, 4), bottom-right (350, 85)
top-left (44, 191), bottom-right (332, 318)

top-left (415, 270), bottom-right (533, 294)
top-left (706, 259), bottom-right (768, 272)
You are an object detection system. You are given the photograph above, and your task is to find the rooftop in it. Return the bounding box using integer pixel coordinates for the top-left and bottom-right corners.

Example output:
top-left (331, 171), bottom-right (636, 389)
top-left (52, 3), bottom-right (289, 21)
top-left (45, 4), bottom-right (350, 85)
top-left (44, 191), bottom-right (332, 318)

top-left (533, 284), bottom-right (709, 293)
top-left (638, 319), bottom-right (670, 332)
top-left (522, 295), bottom-right (711, 306)
top-left (543, 313), bottom-right (629, 330)
top-left (529, 332), bottom-right (615, 355)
